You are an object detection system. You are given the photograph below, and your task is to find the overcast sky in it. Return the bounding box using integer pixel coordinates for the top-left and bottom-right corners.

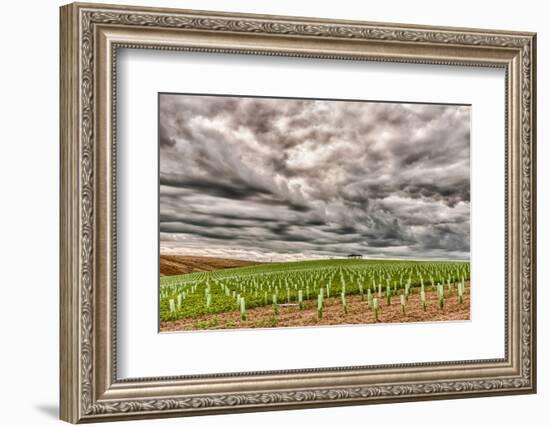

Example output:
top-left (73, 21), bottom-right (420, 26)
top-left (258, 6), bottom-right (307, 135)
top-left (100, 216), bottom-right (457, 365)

top-left (159, 94), bottom-right (470, 262)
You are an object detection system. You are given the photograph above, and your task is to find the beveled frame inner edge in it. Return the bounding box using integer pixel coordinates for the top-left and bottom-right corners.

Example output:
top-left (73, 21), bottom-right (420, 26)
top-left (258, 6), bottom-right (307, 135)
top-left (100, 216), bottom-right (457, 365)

top-left (91, 23), bottom-right (521, 397)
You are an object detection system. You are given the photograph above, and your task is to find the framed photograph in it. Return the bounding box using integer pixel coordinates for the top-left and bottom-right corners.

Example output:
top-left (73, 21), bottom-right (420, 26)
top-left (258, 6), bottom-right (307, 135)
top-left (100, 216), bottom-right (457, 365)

top-left (60, 2), bottom-right (537, 423)
top-left (157, 93), bottom-right (473, 332)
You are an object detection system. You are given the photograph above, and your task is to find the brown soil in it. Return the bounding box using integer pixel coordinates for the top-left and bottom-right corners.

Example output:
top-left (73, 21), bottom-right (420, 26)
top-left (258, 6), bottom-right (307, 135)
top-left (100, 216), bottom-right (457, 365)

top-left (160, 284), bottom-right (470, 332)
top-left (160, 255), bottom-right (262, 276)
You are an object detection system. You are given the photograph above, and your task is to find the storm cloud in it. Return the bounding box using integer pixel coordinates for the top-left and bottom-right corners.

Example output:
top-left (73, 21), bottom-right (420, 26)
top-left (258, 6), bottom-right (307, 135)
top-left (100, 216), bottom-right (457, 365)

top-left (159, 94), bottom-right (470, 261)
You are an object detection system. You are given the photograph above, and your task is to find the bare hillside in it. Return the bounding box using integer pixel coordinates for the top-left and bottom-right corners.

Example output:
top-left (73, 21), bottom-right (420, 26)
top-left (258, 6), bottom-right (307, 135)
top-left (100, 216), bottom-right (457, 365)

top-left (160, 255), bottom-right (261, 276)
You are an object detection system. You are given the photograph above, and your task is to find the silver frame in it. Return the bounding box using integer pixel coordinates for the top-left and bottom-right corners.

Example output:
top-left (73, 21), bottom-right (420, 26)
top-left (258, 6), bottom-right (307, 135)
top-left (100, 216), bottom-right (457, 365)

top-left (60, 2), bottom-right (536, 423)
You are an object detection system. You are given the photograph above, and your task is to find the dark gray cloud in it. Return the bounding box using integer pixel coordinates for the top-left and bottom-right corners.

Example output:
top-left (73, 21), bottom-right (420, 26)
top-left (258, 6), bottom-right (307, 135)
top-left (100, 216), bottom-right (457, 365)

top-left (159, 94), bottom-right (470, 261)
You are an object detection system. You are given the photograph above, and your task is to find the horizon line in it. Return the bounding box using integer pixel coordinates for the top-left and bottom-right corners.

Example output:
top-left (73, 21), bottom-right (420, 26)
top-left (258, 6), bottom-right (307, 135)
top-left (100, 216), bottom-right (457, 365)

top-left (159, 252), bottom-right (470, 263)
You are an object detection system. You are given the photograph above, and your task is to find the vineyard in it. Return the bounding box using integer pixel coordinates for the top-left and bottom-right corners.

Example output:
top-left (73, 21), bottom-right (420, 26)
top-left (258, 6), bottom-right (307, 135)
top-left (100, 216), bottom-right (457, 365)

top-left (159, 258), bottom-right (470, 331)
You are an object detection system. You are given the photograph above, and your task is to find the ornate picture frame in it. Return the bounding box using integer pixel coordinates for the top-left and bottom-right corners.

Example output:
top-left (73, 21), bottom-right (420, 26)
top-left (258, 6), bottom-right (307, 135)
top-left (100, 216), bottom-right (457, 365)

top-left (60, 2), bottom-right (536, 423)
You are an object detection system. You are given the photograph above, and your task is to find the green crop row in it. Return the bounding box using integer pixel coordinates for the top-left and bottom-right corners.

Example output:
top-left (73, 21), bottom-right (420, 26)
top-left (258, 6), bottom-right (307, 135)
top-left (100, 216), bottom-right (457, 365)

top-left (159, 258), bottom-right (470, 322)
